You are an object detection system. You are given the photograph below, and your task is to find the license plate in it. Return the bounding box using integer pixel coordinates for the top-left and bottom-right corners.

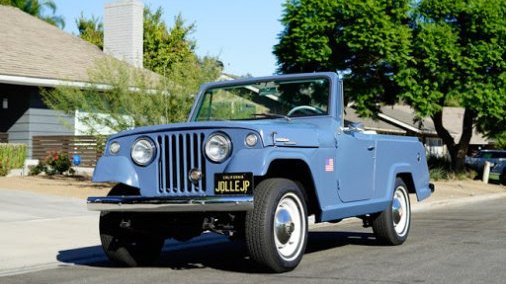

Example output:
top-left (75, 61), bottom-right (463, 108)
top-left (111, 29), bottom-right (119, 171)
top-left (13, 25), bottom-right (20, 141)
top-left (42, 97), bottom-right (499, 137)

top-left (214, 173), bottom-right (253, 194)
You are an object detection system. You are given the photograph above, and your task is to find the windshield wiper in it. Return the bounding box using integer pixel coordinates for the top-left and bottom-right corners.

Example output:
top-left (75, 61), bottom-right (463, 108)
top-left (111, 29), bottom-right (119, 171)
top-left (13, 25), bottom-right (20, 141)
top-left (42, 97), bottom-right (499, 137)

top-left (253, 113), bottom-right (291, 121)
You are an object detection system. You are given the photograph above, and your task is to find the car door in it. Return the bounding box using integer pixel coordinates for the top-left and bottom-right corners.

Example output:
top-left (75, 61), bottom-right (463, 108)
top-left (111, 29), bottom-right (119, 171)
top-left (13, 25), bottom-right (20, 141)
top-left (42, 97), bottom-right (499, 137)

top-left (335, 131), bottom-right (376, 202)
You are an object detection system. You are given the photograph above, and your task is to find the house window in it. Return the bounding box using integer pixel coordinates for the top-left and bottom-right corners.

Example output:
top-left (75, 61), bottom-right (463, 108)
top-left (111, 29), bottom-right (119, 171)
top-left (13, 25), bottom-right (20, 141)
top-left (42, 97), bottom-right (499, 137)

top-left (2, 98), bottom-right (7, 109)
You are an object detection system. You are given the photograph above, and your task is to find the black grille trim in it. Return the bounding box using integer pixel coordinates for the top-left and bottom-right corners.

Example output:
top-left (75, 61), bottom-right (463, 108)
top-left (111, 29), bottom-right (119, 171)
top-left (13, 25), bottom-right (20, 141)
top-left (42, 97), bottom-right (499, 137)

top-left (157, 132), bottom-right (206, 195)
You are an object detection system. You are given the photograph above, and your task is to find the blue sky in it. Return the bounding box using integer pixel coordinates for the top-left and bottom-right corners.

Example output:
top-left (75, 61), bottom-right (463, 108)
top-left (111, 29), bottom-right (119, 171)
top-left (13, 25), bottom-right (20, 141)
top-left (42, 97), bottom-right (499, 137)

top-left (53, 0), bottom-right (284, 76)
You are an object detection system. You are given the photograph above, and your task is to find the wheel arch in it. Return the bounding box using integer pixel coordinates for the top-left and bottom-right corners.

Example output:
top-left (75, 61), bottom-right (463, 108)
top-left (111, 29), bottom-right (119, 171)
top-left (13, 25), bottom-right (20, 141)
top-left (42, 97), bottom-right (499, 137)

top-left (108, 183), bottom-right (140, 196)
top-left (258, 159), bottom-right (321, 219)
top-left (396, 172), bottom-right (416, 194)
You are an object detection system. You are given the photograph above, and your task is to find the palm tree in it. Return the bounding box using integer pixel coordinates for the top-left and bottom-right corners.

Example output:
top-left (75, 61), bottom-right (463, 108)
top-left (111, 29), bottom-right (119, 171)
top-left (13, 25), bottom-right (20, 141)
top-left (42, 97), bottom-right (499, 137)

top-left (1, 0), bottom-right (65, 28)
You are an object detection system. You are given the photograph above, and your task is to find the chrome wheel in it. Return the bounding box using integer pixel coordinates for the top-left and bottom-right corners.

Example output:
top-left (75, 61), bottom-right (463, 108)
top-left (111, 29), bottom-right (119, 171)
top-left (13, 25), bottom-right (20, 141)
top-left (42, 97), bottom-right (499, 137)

top-left (392, 186), bottom-right (410, 237)
top-left (245, 178), bottom-right (308, 272)
top-left (274, 193), bottom-right (306, 261)
top-left (372, 177), bottom-right (411, 245)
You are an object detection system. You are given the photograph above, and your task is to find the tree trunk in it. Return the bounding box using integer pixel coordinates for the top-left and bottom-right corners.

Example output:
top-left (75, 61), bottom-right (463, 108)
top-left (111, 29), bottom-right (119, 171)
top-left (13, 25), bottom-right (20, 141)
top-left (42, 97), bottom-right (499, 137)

top-left (431, 108), bottom-right (475, 172)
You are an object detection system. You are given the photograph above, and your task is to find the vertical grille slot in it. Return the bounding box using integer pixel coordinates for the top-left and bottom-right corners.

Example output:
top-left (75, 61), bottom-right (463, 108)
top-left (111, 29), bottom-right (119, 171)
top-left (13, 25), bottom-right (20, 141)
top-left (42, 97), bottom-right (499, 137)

top-left (200, 133), bottom-right (206, 192)
top-left (158, 132), bottom-right (206, 195)
top-left (157, 136), bottom-right (164, 193)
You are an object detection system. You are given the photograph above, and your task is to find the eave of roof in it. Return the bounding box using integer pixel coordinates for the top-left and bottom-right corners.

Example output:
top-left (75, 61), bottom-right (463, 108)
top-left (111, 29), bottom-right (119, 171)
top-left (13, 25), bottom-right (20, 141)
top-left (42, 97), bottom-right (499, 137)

top-left (0, 74), bottom-right (90, 88)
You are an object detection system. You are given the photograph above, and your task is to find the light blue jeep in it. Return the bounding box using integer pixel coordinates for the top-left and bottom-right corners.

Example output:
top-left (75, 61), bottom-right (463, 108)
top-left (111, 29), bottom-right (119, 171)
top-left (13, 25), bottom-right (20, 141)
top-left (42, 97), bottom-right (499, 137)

top-left (88, 72), bottom-right (433, 272)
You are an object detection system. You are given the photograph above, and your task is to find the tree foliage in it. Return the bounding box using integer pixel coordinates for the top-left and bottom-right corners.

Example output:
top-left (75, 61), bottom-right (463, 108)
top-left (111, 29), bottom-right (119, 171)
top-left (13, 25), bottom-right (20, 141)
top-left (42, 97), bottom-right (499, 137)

top-left (1, 0), bottom-right (64, 28)
top-left (493, 132), bottom-right (506, 150)
top-left (143, 8), bottom-right (197, 75)
top-left (77, 7), bottom-right (203, 76)
top-left (275, 0), bottom-right (411, 116)
top-left (275, 0), bottom-right (506, 171)
top-left (43, 7), bottom-right (222, 134)
top-left (76, 13), bottom-right (103, 49)
top-left (42, 57), bottom-right (220, 134)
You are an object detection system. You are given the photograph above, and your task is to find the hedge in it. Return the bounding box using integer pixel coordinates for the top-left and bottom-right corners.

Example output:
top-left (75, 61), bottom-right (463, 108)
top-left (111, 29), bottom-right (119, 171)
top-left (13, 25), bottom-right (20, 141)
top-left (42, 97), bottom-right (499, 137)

top-left (0, 143), bottom-right (27, 176)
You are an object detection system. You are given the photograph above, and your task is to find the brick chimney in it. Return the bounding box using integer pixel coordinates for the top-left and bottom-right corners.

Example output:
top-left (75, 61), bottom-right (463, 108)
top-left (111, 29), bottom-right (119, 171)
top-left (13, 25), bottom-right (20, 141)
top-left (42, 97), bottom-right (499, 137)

top-left (104, 0), bottom-right (144, 68)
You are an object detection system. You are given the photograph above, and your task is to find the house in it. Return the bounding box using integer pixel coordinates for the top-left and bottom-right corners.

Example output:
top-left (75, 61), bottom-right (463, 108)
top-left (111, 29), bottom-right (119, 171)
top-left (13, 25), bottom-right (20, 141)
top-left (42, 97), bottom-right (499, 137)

top-left (0, 0), bottom-right (146, 157)
top-left (345, 104), bottom-right (490, 157)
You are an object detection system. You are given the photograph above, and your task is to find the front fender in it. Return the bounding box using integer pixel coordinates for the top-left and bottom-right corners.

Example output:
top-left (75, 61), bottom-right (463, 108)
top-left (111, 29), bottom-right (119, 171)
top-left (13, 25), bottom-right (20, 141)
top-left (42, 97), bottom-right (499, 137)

top-left (92, 156), bottom-right (139, 188)
top-left (224, 147), bottom-right (315, 176)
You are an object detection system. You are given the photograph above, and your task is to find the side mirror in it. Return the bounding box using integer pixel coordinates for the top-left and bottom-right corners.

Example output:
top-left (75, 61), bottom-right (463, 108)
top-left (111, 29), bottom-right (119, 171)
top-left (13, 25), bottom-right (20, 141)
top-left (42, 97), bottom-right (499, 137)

top-left (349, 122), bottom-right (364, 132)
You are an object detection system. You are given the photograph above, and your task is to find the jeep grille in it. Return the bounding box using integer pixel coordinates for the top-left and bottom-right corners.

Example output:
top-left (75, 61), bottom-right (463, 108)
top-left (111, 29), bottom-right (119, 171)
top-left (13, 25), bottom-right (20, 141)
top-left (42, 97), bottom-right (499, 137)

top-left (157, 132), bottom-right (207, 195)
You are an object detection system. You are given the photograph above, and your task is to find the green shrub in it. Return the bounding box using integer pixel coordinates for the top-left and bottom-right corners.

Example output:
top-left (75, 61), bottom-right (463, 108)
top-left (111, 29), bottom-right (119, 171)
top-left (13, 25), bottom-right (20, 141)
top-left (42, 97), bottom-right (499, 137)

top-left (0, 143), bottom-right (28, 176)
top-left (46, 151), bottom-right (72, 175)
top-left (30, 151), bottom-right (72, 176)
top-left (427, 155), bottom-right (476, 181)
top-left (29, 163), bottom-right (45, 176)
top-left (429, 167), bottom-right (449, 181)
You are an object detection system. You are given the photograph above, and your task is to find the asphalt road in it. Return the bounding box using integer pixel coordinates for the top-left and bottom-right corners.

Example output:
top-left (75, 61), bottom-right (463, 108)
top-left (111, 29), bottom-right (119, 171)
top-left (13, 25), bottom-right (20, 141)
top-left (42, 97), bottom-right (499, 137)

top-left (1, 195), bottom-right (505, 284)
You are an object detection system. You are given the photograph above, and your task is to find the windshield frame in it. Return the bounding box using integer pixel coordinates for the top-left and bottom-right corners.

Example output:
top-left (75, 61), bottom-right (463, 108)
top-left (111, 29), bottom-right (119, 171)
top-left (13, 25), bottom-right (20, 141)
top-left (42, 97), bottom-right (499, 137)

top-left (188, 72), bottom-right (339, 122)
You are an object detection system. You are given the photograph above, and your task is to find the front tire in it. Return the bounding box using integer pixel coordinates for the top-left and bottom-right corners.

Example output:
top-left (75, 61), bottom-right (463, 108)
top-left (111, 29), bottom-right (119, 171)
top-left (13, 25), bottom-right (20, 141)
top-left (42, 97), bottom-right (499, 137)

top-left (99, 212), bottom-right (164, 267)
top-left (245, 178), bottom-right (308, 272)
top-left (372, 177), bottom-right (411, 245)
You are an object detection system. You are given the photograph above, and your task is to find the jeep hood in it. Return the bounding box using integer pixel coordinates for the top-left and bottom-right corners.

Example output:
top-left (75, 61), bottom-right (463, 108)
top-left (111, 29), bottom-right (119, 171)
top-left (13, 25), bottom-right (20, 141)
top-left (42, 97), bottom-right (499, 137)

top-left (109, 119), bottom-right (324, 148)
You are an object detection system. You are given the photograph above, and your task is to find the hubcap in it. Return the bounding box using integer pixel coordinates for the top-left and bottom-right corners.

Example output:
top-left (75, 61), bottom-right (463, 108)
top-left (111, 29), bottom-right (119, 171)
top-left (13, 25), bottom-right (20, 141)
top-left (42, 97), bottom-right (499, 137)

top-left (392, 198), bottom-right (402, 224)
top-left (273, 193), bottom-right (306, 261)
top-left (392, 186), bottom-right (409, 237)
top-left (275, 208), bottom-right (295, 244)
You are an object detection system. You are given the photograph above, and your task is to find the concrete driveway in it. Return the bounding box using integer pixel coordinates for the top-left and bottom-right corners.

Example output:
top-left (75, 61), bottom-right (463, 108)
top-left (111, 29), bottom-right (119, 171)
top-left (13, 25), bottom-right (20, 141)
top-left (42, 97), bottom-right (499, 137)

top-left (0, 189), bottom-right (233, 277)
top-left (0, 189), bottom-right (100, 276)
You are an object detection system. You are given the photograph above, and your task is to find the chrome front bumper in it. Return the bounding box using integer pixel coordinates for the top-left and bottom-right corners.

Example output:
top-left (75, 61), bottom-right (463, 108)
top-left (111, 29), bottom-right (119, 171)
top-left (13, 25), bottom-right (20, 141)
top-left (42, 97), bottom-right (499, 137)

top-left (87, 196), bottom-right (254, 212)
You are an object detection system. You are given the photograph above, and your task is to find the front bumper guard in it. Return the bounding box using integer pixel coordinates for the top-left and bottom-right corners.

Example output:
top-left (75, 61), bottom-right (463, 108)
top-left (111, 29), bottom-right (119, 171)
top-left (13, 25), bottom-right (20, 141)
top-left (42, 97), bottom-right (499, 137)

top-left (87, 196), bottom-right (253, 212)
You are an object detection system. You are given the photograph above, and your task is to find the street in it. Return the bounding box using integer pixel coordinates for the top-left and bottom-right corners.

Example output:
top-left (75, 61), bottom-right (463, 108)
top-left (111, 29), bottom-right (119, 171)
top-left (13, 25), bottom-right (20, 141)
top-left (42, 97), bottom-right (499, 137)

top-left (1, 191), bottom-right (505, 284)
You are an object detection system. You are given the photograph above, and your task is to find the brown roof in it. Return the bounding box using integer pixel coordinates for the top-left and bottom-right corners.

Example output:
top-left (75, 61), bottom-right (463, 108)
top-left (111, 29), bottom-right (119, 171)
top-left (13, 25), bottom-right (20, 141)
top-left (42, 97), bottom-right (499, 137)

top-left (0, 5), bottom-right (109, 82)
top-left (379, 105), bottom-right (488, 144)
top-left (0, 6), bottom-right (160, 85)
top-left (344, 106), bottom-right (406, 134)
top-left (346, 104), bottom-right (489, 144)
top-left (439, 107), bottom-right (489, 145)
top-left (380, 105), bottom-right (435, 133)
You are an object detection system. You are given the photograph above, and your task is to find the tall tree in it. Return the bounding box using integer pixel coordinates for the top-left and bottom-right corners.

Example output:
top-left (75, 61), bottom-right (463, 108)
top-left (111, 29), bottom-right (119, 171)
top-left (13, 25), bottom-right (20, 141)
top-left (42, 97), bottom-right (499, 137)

top-left (274, 0), bottom-right (411, 116)
top-left (76, 13), bottom-right (103, 49)
top-left (42, 7), bottom-right (222, 133)
top-left (397, 0), bottom-right (506, 171)
top-left (76, 7), bottom-right (210, 79)
top-left (274, 0), bottom-right (506, 171)
top-left (142, 8), bottom-right (197, 75)
top-left (1, 0), bottom-right (65, 28)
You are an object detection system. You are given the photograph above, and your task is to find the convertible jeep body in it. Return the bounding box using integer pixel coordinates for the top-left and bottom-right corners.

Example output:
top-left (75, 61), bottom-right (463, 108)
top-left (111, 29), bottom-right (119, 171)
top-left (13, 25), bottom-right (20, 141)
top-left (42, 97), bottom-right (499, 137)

top-left (88, 72), bottom-right (433, 272)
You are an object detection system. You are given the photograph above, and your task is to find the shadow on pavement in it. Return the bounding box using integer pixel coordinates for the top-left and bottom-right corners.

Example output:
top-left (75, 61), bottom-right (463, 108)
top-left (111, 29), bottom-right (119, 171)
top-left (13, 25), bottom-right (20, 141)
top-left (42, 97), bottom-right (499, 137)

top-left (57, 230), bottom-right (378, 273)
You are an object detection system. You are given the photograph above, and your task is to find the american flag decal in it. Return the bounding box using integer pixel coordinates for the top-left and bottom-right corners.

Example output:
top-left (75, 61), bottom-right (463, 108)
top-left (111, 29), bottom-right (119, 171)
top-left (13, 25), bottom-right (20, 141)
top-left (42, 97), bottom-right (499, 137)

top-left (325, 158), bottom-right (334, 172)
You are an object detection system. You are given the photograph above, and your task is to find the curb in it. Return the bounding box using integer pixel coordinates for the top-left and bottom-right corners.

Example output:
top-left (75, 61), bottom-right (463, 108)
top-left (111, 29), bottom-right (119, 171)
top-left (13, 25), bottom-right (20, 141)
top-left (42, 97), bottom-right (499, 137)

top-left (412, 192), bottom-right (506, 213)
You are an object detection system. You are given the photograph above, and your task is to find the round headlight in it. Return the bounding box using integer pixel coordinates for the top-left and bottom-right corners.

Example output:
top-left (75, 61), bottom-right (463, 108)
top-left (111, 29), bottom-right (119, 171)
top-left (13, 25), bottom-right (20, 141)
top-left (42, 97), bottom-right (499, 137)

top-left (109, 141), bottom-right (121, 155)
top-left (131, 138), bottom-right (156, 166)
top-left (205, 133), bottom-right (232, 163)
top-left (245, 133), bottom-right (258, 147)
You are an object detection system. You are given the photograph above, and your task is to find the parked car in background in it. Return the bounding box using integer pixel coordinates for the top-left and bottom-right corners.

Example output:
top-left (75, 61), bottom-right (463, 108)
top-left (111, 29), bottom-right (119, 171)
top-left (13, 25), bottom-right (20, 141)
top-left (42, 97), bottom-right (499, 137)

top-left (465, 150), bottom-right (506, 178)
top-left (490, 160), bottom-right (506, 185)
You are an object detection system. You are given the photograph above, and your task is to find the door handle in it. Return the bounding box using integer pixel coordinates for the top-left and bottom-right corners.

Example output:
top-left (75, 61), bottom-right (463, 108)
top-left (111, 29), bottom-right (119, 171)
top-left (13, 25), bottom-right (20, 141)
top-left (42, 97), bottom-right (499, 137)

top-left (367, 146), bottom-right (375, 151)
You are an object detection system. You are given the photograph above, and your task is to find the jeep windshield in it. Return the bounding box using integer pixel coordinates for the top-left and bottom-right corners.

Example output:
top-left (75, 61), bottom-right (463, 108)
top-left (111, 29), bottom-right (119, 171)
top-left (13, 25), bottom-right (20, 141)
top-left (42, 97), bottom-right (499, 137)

top-left (193, 77), bottom-right (329, 121)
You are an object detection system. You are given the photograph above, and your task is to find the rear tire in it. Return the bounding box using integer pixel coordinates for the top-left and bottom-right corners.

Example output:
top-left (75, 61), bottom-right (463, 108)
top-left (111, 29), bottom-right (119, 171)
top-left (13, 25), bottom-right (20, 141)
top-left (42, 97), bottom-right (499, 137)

top-left (372, 177), bottom-right (411, 245)
top-left (501, 169), bottom-right (506, 185)
top-left (245, 178), bottom-right (308, 272)
top-left (100, 212), bottom-right (164, 267)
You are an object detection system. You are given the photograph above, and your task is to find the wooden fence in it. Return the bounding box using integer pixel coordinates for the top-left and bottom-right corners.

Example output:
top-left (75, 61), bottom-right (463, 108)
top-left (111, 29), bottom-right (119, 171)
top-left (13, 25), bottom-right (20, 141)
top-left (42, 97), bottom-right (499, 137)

top-left (0, 133), bottom-right (7, 143)
top-left (32, 135), bottom-right (104, 167)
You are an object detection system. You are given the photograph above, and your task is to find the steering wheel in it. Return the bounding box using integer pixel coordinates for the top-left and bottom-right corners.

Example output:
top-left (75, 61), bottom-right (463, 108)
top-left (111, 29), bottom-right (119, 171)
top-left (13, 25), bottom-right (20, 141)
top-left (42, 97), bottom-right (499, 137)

top-left (287, 105), bottom-right (324, 116)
